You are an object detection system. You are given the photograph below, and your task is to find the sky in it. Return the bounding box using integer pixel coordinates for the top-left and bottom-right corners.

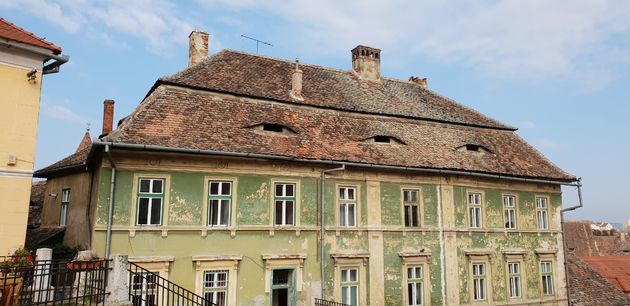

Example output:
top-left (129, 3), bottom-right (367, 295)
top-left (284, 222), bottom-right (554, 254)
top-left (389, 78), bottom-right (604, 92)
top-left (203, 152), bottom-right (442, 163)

top-left (1, 0), bottom-right (629, 223)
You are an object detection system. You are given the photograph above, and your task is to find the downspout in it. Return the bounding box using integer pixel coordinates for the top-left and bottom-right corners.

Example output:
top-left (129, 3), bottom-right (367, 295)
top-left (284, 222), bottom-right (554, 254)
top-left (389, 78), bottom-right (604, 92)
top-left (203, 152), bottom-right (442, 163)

top-left (560, 178), bottom-right (583, 305)
top-left (104, 145), bottom-right (117, 259)
top-left (436, 183), bottom-right (446, 306)
top-left (320, 164), bottom-right (345, 299)
top-left (0, 39), bottom-right (69, 74)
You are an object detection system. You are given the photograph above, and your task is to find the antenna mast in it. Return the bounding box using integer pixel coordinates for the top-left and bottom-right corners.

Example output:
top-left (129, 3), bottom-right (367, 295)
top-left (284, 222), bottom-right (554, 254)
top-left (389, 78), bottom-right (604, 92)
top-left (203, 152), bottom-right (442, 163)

top-left (240, 34), bottom-right (272, 54)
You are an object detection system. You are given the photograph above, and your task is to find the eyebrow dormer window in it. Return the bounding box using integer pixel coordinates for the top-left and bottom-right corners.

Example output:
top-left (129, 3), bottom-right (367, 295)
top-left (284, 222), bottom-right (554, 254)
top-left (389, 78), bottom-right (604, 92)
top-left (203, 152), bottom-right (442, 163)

top-left (263, 123), bottom-right (284, 133)
top-left (248, 123), bottom-right (297, 135)
top-left (363, 135), bottom-right (406, 145)
top-left (374, 135), bottom-right (391, 143)
top-left (457, 143), bottom-right (492, 153)
top-left (466, 144), bottom-right (480, 152)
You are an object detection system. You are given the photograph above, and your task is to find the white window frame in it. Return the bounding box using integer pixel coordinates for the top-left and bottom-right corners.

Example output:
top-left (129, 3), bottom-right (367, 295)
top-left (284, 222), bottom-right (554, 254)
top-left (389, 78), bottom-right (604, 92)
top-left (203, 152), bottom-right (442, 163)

top-left (274, 182), bottom-right (296, 226)
top-left (193, 256), bottom-right (240, 306)
top-left (472, 263), bottom-right (487, 301)
top-left (403, 189), bottom-right (421, 228)
top-left (401, 254), bottom-right (431, 306)
top-left (338, 187), bottom-right (357, 227)
top-left (407, 265), bottom-right (424, 306)
top-left (540, 261), bottom-right (554, 295)
top-left (507, 262), bottom-right (521, 298)
top-left (536, 197), bottom-right (549, 230)
top-left (60, 188), bottom-right (70, 226)
top-left (208, 181), bottom-right (232, 227)
top-left (340, 267), bottom-right (359, 306)
top-left (136, 178), bottom-right (165, 226)
top-left (503, 195), bottom-right (517, 230)
top-left (130, 272), bottom-right (158, 306)
top-left (468, 192), bottom-right (483, 228)
top-left (203, 270), bottom-right (229, 306)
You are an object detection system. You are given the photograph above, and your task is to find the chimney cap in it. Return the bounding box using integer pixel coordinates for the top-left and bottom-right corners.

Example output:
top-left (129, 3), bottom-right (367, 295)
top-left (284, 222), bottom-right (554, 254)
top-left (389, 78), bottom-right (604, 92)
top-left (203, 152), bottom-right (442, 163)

top-left (188, 30), bottom-right (209, 37)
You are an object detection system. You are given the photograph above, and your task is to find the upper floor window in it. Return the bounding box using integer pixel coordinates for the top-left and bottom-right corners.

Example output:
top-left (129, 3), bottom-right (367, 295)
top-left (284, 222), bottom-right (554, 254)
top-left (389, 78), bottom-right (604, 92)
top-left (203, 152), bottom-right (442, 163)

top-left (407, 266), bottom-right (424, 306)
top-left (137, 178), bottom-right (164, 226)
top-left (540, 261), bottom-right (554, 295)
top-left (203, 270), bottom-right (229, 306)
top-left (468, 193), bottom-right (482, 228)
top-left (339, 187), bottom-right (357, 227)
top-left (472, 263), bottom-right (487, 301)
top-left (507, 262), bottom-right (521, 298)
top-left (536, 197), bottom-right (549, 230)
top-left (60, 188), bottom-right (70, 226)
top-left (208, 181), bottom-right (232, 227)
top-left (340, 268), bottom-right (359, 306)
top-left (275, 183), bottom-right (295, 226)
top-left (403, 189), bottom-right (420, 227)
top-left (503, 195), bottom-right (516, 229)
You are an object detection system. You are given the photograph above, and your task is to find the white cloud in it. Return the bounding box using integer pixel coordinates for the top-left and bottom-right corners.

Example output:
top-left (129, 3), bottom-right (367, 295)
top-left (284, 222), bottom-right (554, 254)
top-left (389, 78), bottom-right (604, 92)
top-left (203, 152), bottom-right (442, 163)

top-left (198, 0), bottom-right (630, 86)
top-left (41, 98), bottom-right (92, 125)
top-left (0, 0), bottom-right (83, 32)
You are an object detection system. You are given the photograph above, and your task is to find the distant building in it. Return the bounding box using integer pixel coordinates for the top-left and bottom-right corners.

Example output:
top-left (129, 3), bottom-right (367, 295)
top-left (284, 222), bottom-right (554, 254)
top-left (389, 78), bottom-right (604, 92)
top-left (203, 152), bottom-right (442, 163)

top-left (0, 18), bottom-right (67, 255)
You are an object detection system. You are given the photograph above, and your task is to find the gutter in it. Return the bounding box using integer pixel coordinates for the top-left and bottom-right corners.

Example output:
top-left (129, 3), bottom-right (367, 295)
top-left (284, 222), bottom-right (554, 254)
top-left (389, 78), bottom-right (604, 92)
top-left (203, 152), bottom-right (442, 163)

top-left (559, 178), bottom-right (583, 305)
top-left (320, 165), bottom-right (345, 299)
top-left (0, 39), bottom-right (69, 74)
top-left (104, 145), bottom-right (117, 259)
top-left (91, 141), bottom-right (580, 187)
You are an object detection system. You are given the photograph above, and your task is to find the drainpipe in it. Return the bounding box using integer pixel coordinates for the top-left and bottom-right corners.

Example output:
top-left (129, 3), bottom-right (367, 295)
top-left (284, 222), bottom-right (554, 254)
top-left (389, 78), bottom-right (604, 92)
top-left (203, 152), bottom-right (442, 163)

top-left (320, 164), bottom-right (345, 299)
top-left (436, 183), bottom-right (447, 306)
top-left (104, 145), bottom-right (117, 259)
top-left (0, 39), bottom-right (69, 74)
top-left (560, 178), bottom-right (583, 305)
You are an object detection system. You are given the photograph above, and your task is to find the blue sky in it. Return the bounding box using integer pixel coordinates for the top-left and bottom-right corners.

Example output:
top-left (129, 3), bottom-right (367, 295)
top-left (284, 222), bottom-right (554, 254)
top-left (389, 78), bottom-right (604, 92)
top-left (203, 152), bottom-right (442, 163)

top-left (2, 0), bottom-right (629, 223)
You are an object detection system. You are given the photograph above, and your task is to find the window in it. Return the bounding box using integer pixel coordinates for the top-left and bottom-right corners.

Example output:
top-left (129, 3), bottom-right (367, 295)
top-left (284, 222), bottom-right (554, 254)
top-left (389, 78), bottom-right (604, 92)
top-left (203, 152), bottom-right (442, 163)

top-left (131, 272), bottom-right (158, 306)
top-left (137, 178), bottom-right (164, 225)
top-left (208, 181), bottom-right (231, 226)
top-left (503, 195), bottom-right (516, 229)
top-left (507, 262), bottom-right (521, 298)
top-left (472, 263), bottom-right (486, 301)
top-left (203, 270), bottom-right (228, 306)
top-left (541, 261), bottom-right (554, 295)
top-left (407, 266), bottom-right (424, 306)
top-left (339, 187), bottom-right (356, 227)
top-left (271, 269), bottom-right (295, 306)
top-left (403, 189), bottom-right (420, 227)
top-left (275, 183), bottom-right (295, 226)
top-left (536, 197), bottom-right (549, 229)
top-left (341, 268), bottom-right (359, 306)
top-left (468, 193), bottom-right (482, 228)
top-left (60, 188), bottom-right (70, 226)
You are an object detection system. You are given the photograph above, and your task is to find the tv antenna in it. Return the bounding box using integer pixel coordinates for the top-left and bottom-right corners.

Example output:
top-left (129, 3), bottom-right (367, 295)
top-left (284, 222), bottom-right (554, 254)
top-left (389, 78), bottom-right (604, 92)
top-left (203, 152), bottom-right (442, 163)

top-left (241, 34), bottom-right (272, 54)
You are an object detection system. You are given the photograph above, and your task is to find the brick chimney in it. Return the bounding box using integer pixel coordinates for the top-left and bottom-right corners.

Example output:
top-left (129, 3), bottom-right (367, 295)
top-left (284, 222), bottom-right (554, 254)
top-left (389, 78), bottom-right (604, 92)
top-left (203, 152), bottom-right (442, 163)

top-left (290, 59), bottom-right (304, 100)
top-left (188, 30), bottom-right (209, 67)
top-left (409, 76), bottom-right (428, 89)
top-left (102, 99), bottom-right (114, 135)
top-left (351, 45), bottom-right (381, 81)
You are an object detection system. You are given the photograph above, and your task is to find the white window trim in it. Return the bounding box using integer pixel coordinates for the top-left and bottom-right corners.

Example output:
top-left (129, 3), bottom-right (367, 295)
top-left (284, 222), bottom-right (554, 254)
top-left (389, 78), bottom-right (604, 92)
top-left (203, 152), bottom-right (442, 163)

top-left (535, 250), bottom-right (558, 298)
top-left (338, 186), bottom-right (357, 227)
top-left (535, 196), bottom-right (550, 230)
top-left (331, 253), bottom-right (368, 306)
top-left (60, 188), bottom-right (70, 226)
top-left (193, 256), bottom-right (241, 306)
top-left (467, 191), bottom-right (484, 229)
top-left (269, 179), bottom-right (301, 227)
top-left (131, 174), bottom-right (171, 227)
top-left (502, 251), bottom-right (527, 301)
top-left (401, 187), bottom-right (423, 228)
top-left (502, 194), bottom-right (518, 230)
top-left (261, 253), bottom-right (306, 293)
top-left (202, 176), bottom-right (238, 229)
top-left (465, 252), bottom-right (493, 304)
top-left (335, 183), bottom-right (361, 228)
top-left (400, 253), bottom-right (431, 306)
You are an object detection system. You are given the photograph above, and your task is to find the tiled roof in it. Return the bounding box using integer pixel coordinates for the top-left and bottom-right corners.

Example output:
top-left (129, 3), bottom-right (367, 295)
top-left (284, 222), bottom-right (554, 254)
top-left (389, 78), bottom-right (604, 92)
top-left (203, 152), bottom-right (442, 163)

top-left (34, 145), bottom-right (90, 177)
top-left (104, 78), bottom-right (575, 180)
top-left (0, 18), bottom-right (61, 54)
top-left (161, 50), bottom-right (514, 130)
top-left (582, 256), bottom-right (630, 294)
top-left (567, 253), bottom-right (630, 306)
top-left (564, 221), bottom-right (630, 256)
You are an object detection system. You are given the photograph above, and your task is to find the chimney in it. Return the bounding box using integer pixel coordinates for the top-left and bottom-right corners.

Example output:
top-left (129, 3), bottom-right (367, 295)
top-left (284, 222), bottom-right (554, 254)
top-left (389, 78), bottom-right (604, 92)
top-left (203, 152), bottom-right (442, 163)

top-left (409, 76), bottom-right (428, 89)
top-left (290, 59), bottom-right (304, 100)
top-left (102, 99), bottom-right (114, 135)
top-left (188, 30), bottom-right (209, 67)
top-left (351, 45), bottom-right (381, 81)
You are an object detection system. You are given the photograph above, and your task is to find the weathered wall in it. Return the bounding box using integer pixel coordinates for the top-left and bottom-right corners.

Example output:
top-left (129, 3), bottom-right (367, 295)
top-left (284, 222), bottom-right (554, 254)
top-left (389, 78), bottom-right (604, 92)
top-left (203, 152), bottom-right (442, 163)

top-left (91, 152), bottom-right (567, 305)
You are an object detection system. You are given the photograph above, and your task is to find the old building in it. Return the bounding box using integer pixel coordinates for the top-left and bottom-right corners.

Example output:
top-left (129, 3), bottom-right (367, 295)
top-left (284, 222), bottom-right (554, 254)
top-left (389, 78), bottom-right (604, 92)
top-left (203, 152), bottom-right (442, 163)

top-left (0, 18), bottom-right (68, 255)
top-left (36, 31), bottom-right (580, 305)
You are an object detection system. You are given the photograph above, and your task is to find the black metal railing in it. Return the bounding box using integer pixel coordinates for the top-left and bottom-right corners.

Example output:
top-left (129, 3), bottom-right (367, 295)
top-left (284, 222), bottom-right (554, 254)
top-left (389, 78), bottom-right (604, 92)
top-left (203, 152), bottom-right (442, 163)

top-left (128, 262), bottom-right (214, 306)
top-left (314, 298), bottom-right (351, 306)
top-left (0, 256), bottom-right (109, 305)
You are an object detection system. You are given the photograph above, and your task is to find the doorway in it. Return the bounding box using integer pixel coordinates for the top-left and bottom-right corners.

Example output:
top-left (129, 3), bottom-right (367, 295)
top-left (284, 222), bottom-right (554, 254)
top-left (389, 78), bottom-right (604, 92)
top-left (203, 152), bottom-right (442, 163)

top-left (271, 268), bottom-right (294, 306)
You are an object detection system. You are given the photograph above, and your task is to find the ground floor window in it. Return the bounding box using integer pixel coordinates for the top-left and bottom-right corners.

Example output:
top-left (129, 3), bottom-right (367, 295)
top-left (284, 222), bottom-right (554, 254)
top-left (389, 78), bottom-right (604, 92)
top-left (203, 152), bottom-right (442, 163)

top-left (541, 261), bottom-right (554, 295)
top-left (407, 266), bottom-right (423, 306)
top-left (472, 263), bottom-right (487, 301)
top-left (131, 272), bottom-right (158, 306)
top-left (203, 270), bottom-right (228, 306)
top-left (341, 268), bottom-right (359, 306)
top-left (271, 268), bottom-right (295, 306)
top-left (508, 262), bottom-right (521, 298)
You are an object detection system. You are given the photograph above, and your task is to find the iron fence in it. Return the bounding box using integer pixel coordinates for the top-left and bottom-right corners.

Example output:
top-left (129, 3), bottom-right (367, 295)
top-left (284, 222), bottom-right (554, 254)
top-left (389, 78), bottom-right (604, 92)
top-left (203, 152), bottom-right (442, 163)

top-left (314, 298), bottom-right (351, 306)
top-left (128, 262), bottom-right (214, 306)
top-left (0, 256), bottom-right (109, 305)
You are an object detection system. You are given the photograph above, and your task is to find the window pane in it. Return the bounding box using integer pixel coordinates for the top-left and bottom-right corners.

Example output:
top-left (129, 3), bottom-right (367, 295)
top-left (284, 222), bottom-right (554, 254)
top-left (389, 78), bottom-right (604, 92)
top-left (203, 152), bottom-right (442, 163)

top-left (341, 270), bottom-right (347, 282)
top-left (152, 180), bottom-right (163, 193)
top-left (138, 198), bottom-right (149, 224)
top-left (342, 287), bottom-right (348, 303)
top-left (339, 188), bottom-right (345, 200)
top-left (210, 182), bottom-right (219, 195)
top-left (349, 269), bottom-right (357, 282)
top-left (348, 204), bottom-right (355, 227)
top-left (216, 292), bottom-right (226, 306)
top-left (411, 190), bottom-right (417, 202)
top-left (340, 204), bottom-right (347, 226)
top-left (412, 206), bottom-right (419, 227)
top-left (350, 286), bottom-right (358, 306)
top-left (285, 201), bottom-right (294, 225)
top-left (220, 200), bottom-right (230, 225)
top-left (221, 182), bottom-right (231, 195)
top-left (415, 283), bottom-right (423, 304)
top-left (404, 206), bottom-right (411, 227)
top-left (150, 198), bottom-right (162, 224)
top-left (415, 267), bottom-right (422, 278)
top-left (347, 188), bottom-right (355, 200)
top-left (407, 267), bottom-right (413, 279)
top-left (285, 184), bottom-right (294, 197)
top-left (275, 184), bottom-right (283, 197)
top-left (209, 199), bottom-right (219, 225)
top-left (408, 283), bottom-right (413, 306)
top-left (140, 180), bottom-right (151, 193)
top-left (275, 201), bottom-right (283, 225)
top-left (404, 190), bottom-right (409, 202)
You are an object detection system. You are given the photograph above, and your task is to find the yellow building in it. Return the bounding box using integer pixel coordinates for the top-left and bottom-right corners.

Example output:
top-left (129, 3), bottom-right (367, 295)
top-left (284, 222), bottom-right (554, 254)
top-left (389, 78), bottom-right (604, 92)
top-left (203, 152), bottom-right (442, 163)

top-left (0, 18), bottom-right (68, 255)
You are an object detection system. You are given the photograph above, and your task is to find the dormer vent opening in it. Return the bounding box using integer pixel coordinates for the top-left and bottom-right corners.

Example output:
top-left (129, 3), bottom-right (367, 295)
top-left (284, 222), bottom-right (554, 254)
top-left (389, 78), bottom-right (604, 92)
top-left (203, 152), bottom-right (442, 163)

top-left (362, 135), bottom-right (406, 145)
top-left (263, 123), bottom-right (284, 132)
top-left (466, 144), bottom-right (480, 152)
top-left (374, 135), bottom-right (391, 143)
top-left (456, 143), bottom-right (492, 154)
